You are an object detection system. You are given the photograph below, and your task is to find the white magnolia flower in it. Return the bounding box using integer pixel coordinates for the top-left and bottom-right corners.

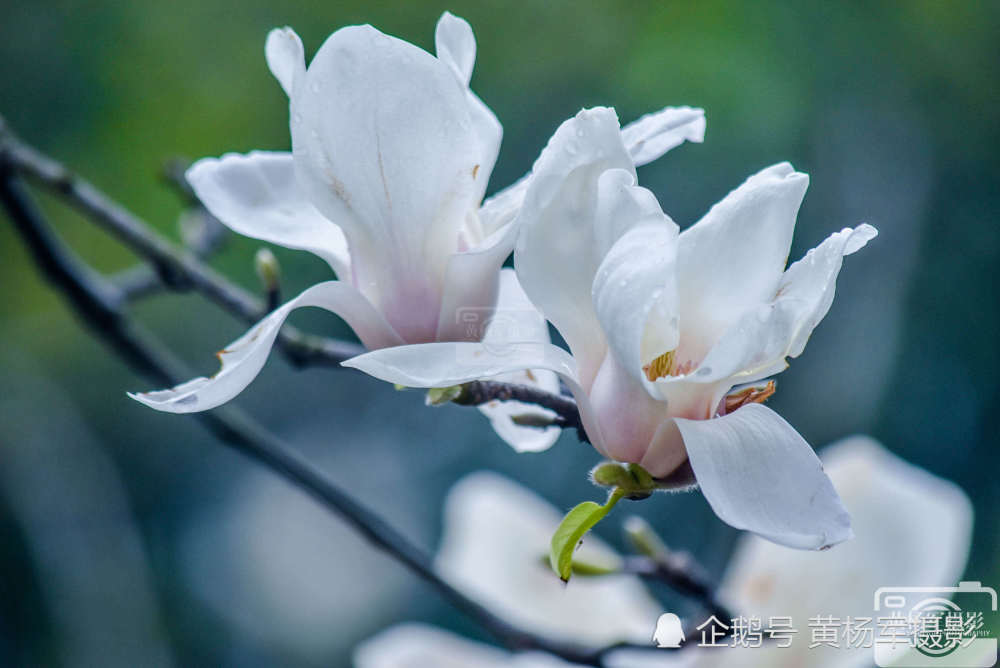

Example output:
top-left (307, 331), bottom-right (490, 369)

top-left (353, 437), bottom-right (974, 668)
top-left (346, 106), bottom-right (876, 549)
top-left (130, 12), bottom-right (705, 416)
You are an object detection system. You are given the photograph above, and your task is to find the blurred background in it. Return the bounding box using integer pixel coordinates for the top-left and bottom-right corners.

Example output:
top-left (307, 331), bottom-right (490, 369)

top-left (1, 1), bottom-right (998, 666)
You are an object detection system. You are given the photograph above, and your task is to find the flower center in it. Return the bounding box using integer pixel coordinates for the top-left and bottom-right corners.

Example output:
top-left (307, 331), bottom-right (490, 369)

top-left (642, 350), bottom-right (696, 381)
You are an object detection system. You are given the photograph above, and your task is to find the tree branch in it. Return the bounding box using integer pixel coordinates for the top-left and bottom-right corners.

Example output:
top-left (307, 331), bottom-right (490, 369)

top-left (0, 113), bottom-right (744, 660)
top-left (14, 154), bottom-right (753, 666)
top-left (1, 166), bottom-right (674, 665)
top-left (0, 116), bottom-right (591, 435)
top-left (0, 116), bottom-right (363, 367)
top-left (453, 379), bottom-right (585, 438)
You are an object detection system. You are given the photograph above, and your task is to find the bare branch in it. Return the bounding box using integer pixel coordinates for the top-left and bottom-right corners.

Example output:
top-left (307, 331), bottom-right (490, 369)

top-left (0, 124), bottom-right (744, 660)
top-left (454, 379), bottom-right (586, 440)
top-left (0, 116), bottom-right (590, 431)
top-left (1, 166), bottom-right (682, 666)
top-left (0, 117), bottom-right (363, 367)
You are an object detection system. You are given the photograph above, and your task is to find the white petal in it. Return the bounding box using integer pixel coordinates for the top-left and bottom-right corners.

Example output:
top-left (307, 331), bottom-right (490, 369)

top-left (715, 436), bottom-right (973, 668)
top-left (675, 163), bottom-right (809, 363)
top-left (291, 24), bottom-right (480, 342)
top-left (475, 269), bottom-right (561, 453)
top-left (465, 89), bottom-right (503, 205)
top-left (479, 172), bottom-right (531, 238)
top-left (513, 107), bottom-right (634, 387)
top-left (436, 473), bottom-right (664, 649)
top-left (434, 224), bottom-right (517, 342)
top-left (593, 213), bottom-right (679, 389)
top-left (778, 223), bottom-right (878, 358)
top-left (589, 352), bottom-right (673, 466)
top-left (621, 106), bottom-right (706, 167)
top-left (675, 404), bottom-right (852, 550)
top-left (434, 11), bottom-right (475, 85)
top-left (129, 282), bottom-right (402, 413)
top-left (655, 223), bottom-right (878, 392)
top-left (186, 152), bottom-right (351, 279)
top-left (355, 624), bottom-right (509, 668)
top-left (265, 27), bottom-right (305, 97)
top-left (479, 106), bottom-right (704, 236)
top-left (343, 341), bottom-right (609, 456)
top-left (434, 12), bottom-right (502, 205)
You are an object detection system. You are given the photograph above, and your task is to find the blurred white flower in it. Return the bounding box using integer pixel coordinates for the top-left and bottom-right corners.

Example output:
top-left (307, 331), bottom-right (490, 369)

top-left (130, 12), bottom-right (704, 420)
top-left (346, 107), bottom-right (875, 549)
top-left (353, 437), bottom-right (973, 668)
top-left (434, 472), bottom-right (663, 649)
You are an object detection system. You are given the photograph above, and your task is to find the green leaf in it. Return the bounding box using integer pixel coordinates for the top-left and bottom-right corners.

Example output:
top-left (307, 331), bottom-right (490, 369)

top-left (549, 489), bottom-right (625, 582)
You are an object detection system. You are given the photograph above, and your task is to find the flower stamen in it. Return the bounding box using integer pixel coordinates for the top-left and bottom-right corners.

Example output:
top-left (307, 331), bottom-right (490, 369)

top-left (723, 380), bottom-right (777, 414)
top-left (643, 350), bottom-right (676, 381)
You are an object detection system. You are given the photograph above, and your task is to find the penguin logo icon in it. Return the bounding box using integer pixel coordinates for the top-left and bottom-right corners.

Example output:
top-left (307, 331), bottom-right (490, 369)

top-left (652, 612), bottom-right (685, 648)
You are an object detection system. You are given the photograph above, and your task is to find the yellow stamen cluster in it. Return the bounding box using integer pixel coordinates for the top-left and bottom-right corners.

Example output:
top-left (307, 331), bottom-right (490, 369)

top-left (643, 350), bottom-right (676, 381)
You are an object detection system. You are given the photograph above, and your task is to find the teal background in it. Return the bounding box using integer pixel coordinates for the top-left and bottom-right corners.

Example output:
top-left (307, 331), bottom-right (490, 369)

top-left (1, 1), bottom-right (998, 665)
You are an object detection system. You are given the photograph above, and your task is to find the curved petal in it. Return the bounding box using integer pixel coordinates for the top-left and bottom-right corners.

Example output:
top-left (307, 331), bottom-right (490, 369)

top-left (675, 163), bottom-right (809, 363)
top-left (779, 223), bottom-right (878, 358)
top-left (593, 216), bottom-right (679, 390)
top-left (479, 171), bottom-right (531, 238)
top-left (513, 107), bottom-right (634, 388)
top-left (713, 437), bottom-right (973, 668)
top-left (186, 151), bottom-right (350, 278)
top-left (621, 106), bottom-right (706, 167)
top-left (475, 269), bottom-right (561, 453)
top-left (654, 223), bottom-right (878, 394)
top-left (434, 12), bottom-right (475, 84)
top-left (676, 404), bottom-right (852, 550)
top-left (589, 352), bottom-right (671, 466)
top-left (436, 473), bottom-right (664, 649)
top-left (342, 341), bottom-right (609, 456)
top-left (434, 222), bottom-right (517, 342)
top-left (478, 106), bottom-right (704, 236)
top-left (291, 24), bottom-right (480, 342)
top-left (129, 282), bottom-right (402, 414)
top-left (434, 12), bottom-right (501, 204)
top-left (265, 27), bottom-right (305, 97)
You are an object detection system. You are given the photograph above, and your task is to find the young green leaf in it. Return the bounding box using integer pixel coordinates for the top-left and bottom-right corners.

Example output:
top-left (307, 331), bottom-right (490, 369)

top-left (549, 489), bottom-right (625, 581)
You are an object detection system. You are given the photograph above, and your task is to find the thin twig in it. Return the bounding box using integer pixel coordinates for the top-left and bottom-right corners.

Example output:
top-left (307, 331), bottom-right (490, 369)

top-left (0, 167), bottom-right (680, 666)
top-left (0, 118), bottom-right (739, 663)
top-left (0, 116), bottom-right (587, 429)
top-left (0, 117), bottom-right (363, 367)
top-left (454, 379), bottom-right (586, 440)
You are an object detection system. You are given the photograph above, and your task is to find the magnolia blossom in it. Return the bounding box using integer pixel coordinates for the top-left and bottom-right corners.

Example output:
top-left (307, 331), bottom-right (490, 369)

top-left (346, 106), bottom-right (876, 549)
top-left (353, 437), bottom-right (973, 668)
top-left (129, 12), bottom-right (705, 419)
